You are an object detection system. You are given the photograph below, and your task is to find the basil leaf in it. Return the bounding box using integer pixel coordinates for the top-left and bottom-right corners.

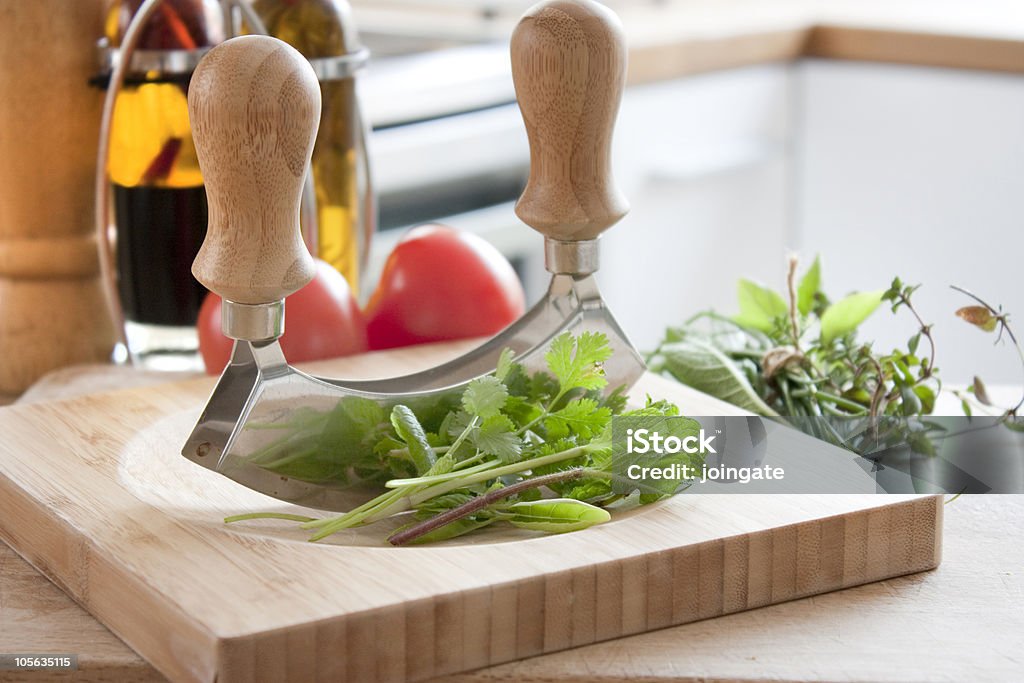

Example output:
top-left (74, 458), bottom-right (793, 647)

top-left (797, 256), bottom-right (821, 316)
top-left (734, 279), bottom-right (788, 333)
top-left (820, 290), bottom-right (884, 343)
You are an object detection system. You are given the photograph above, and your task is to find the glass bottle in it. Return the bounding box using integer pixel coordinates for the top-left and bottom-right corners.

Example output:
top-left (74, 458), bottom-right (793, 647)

top-left (252, 0), bottom-right (374, 293)
top-left (102, 0), bottom-right (224, 367)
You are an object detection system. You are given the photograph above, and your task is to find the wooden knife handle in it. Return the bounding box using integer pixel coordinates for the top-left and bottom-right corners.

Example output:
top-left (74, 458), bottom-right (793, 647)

top-left (511, 0), bottom-right (629, 242)
top-left (188, 35), bottom-right (319, 305)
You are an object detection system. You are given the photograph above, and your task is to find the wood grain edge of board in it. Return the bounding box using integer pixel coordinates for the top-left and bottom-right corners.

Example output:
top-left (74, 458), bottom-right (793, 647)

top-left (0, 467), bottom-right (220, 683)
top-left (207, 495), bottom-right (942, 683)
top-left (0, 459), bottom-right (942, 683)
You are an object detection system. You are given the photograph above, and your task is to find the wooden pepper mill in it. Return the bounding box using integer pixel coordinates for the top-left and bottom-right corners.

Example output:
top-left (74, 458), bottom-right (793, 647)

top-left (0, 1), bottom-right (116, 398)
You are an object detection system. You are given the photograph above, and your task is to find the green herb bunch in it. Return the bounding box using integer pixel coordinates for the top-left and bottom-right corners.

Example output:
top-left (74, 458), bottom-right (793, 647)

top-left (650, 257), bottom-right (938, 418)
top-left (650, 255), bottom-right (1024, 456)
top-left (229, 332), bottom-right (696, 545)
top-left (648, 256), bottom-right (944, 450)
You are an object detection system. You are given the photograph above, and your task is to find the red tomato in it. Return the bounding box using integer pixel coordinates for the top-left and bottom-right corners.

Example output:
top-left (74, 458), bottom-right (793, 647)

top-left (197, 259), bottom-right (368, 374)
top-left (364, 224), bottom-right (526, 350)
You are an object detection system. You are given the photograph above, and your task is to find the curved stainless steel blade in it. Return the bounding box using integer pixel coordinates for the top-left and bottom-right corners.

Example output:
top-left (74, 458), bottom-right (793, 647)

top-left (182, 274), bottom-right (644, 511)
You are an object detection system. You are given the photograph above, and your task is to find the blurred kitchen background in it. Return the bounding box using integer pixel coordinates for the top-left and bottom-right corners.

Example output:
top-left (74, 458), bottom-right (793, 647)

top-left (363, 0), bottom-right (1024, 388)
top-left (1, 0), bottom-right (1022, 398)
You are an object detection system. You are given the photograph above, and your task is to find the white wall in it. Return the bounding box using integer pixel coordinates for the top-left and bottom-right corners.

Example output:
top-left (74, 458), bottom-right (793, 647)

top-left (602, 64), bottom-right (797, 353)
top-left (795, 60), bottom-right (1024, 385)
top-left (597, 59), bottom-right (1023, 385)
top-left (368, 57), bottom-right (1024, 387)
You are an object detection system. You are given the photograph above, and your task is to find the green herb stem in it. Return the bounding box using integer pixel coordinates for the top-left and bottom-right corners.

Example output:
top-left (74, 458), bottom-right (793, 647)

top-left (306, 487), bottom-right (411, 540)
top-left (387, 445), bottom-right (451, 461)
top-left (311, 447), bottom-right (537, 539)
top-left (332, 443), bottom-right (594, 539)
top-left (388, 468), bottom-right (585, 546)
top-left (301, 486), bottom-right (407, 530)
top-left (813, 391), bottom-right (870, 414)
top-left (225, 512), bottom-right (317, 524)
top-left (447, 415), bottom-right (479, 457)
top-left (384, 458), bottom-right (502, 488)
top-left (407, 445), bottom-right (592, 507)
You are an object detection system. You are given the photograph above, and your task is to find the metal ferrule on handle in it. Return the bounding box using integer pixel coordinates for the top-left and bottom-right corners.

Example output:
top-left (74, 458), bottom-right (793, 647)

top-left (221, 300), bottom-right (285, 342)
top-left (544, 238), bottom-right (600, 276)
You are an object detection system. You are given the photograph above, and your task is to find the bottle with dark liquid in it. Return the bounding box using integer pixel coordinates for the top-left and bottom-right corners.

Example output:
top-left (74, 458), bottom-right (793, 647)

top-left (104, 0), bottom-right (224, 366)
top-left (113, 183), bottom-right (207, 326)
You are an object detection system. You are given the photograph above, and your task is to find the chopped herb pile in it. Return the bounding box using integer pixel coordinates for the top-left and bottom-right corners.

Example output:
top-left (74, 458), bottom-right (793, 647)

top-left (227, 332), bottom-right (697, 545)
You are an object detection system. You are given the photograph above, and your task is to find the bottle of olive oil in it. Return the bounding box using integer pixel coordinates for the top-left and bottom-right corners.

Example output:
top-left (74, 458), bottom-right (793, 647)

top-left (104, 0), bottom-right (224, 364)
top-left (252, 0), bottom-right (373, 292)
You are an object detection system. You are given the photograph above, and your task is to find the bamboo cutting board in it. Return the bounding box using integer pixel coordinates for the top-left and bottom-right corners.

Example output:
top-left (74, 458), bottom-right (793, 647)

top-left (0, 343), bottom-right (942, 683)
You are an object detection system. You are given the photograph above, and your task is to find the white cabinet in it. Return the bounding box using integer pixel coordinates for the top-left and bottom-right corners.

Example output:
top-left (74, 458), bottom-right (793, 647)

top-left (602, 64), bottom-right (797, 352)
top-left (605, 59), bottom-right (1024, 384)
top-left (796, 60), bottom-right (1024, 385)
top-left (368, 56), bottom-right (1023, 385)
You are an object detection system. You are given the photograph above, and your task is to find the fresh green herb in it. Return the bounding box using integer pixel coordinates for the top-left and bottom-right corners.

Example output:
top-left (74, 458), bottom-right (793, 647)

top-left (390, 405), bottom-right (436, 474)
top-left (503, 498), bottom-right (611, 533)
top-left (650, 255), bottom-right (938, 452)
top-left (227, 332), bottom-right (698, 544)
top-left (651, 255), bottom-right (1023, 455)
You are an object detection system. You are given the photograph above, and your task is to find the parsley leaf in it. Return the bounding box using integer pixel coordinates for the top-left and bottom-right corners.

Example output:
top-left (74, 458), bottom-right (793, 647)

top-left (503, 395), bottom-right (543, 428)
top-left (446, 410), bottom-right (474, 440)
top-left (528, 371), bottom-right (560, 403)
top-left (544, 398), bottom-right (612, 440)
top-left (471, 414), bottom-right (523, 463)
top-left (596, 384), bottom-right (629, 415)
top-left (462, 375), bottom-right (509, 418)
top-left (545, 332), bottom-right (613, 395)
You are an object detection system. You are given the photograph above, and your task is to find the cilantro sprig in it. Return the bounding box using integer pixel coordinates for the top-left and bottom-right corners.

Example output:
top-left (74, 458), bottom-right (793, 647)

top-left (227, 331), bottom-right (691, 545)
